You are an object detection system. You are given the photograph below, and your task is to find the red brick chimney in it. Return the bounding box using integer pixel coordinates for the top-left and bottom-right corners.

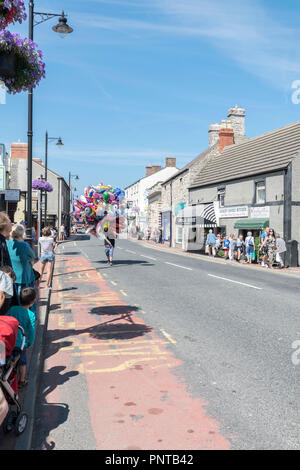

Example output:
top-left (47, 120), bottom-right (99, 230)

top-left (151, 165), bottom-right (161, 174)
top-left (146, 166), bottom-right (152, 176)
top-left (11, 143), bottom-right (28, 159)
top-left (219, 120), bottom-right (234, 153)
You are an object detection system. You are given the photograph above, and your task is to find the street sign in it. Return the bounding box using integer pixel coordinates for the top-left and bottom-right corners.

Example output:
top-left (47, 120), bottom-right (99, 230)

top-left (4, 189), bottom-right (20, 202)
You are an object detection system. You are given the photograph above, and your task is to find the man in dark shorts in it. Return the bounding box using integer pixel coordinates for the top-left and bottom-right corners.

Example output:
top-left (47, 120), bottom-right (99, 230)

top-left (103, 227), bottom-right (116, 266)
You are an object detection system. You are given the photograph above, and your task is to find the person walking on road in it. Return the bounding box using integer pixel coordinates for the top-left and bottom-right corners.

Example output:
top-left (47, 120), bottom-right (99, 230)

top-left (103, 227), bottom-right (116, 266)
top-left (38, 227), bottom-right (56, 288)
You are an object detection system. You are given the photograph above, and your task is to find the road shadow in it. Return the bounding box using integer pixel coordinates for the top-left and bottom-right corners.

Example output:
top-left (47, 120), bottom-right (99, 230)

top-left (55, 251), bottom-right (81, 256)
top-left (90, 305), bottom-right (139, 316)
top-left (95, 260), bottom-right (154, 266)
top-left (46, 320), bottom-right (152, 345)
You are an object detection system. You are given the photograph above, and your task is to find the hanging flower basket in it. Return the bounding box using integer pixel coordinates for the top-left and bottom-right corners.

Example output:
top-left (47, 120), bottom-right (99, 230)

top-left (0, 1), bottom-right (27, 29)
top-left (0, 30), bottom-right (46, 93)
top-left (32, 179), bottom-right (53, 192)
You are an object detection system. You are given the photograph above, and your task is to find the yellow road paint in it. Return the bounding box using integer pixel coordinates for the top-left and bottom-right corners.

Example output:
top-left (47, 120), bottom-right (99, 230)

top-left (79, 357), bottom-right (166, 374)
top-left (160, 329), bottom-right (177, 344)
top-left (111, 281), bottom-right (117, 286)
top-left (120, 290), bottom-right (127, 297)
top-left (72, 349), bottom-right (169, 358)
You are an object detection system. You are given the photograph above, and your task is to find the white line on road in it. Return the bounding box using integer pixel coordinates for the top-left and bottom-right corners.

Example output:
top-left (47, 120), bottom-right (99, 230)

top-left (208, 274), bottom-right (262, 290)
top-left (165, 262), bottom-right (192, 271)
top-left (126, 249), bottom-right (136, 254)
top-left (140, 254), bottom-right (157, 261)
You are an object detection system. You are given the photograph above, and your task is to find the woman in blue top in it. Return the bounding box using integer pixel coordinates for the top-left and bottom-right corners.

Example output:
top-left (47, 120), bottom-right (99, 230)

top-left (6, 224), bottom-right (35, 301)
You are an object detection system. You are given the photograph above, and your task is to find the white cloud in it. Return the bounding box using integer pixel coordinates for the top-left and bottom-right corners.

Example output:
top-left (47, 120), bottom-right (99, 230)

top-left (74, 0), bottom-right (300, 89)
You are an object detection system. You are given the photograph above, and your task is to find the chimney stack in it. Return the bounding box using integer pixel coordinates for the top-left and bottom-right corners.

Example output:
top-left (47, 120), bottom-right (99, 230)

top-left (146, 166), bottom-right (152, 177)
top-left (219, 120), bottom-right (234, 153)
top-left (11, 143), bottom-right (28, 159)
top-left (208, 123), bottom-right (221, 147)
top-left (227, 105), bottom-right (245, 138)
top-left (151, 165), bottom-right (162, 174)
top-left (165, 157), bottom-right (176, 168)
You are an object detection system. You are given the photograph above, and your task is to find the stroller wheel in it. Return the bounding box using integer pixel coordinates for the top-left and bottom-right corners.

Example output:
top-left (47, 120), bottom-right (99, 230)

top-left (2, 411), bottom-right (17, 434)
top-left (15, 412), bottom-right (28, 435)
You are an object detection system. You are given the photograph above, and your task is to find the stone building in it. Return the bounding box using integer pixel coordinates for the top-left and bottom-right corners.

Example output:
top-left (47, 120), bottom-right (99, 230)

top-left (9, 142), bottom-right (70, 232)
top-left (189, 119), bottom-right (300, 266)
top-left (159, 106), bottom-right (247, 249)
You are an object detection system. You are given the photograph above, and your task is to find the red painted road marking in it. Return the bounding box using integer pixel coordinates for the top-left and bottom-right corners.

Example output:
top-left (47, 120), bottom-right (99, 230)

top-left (42, 254), bottom-right (231, 450)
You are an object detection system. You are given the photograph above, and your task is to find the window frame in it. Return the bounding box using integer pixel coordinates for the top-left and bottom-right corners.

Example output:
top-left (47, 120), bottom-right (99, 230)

top-left (255, 180), bottom-right (266, 204)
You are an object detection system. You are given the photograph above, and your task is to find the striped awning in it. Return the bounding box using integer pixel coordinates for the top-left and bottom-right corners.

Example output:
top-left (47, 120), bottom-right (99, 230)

top-left (175, 203), bottom-right (217, 227)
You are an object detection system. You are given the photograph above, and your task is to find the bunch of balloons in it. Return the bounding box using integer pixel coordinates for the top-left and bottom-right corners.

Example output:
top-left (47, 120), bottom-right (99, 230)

top-left (72, 183), bottom-right (127, 238)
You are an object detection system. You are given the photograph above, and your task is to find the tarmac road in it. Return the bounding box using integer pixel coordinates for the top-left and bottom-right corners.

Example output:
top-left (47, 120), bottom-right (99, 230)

top-left (31, 235), bottom-right (300, 450)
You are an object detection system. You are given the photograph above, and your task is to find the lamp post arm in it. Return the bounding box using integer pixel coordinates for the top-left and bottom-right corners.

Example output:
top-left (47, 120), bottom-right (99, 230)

top-left (33, 11), bottom-right (65, 28)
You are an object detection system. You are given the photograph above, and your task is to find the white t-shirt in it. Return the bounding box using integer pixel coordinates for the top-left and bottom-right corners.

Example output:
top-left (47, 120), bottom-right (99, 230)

top-left (39, 236), bottom-right (54, 255)
top-left (0, 271), bottom-right (13, 298)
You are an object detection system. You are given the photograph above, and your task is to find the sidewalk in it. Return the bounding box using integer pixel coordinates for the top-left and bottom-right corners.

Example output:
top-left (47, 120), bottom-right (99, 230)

top-left (0, 265), bottom-right (52, 450)
top-left (130, 237), bottom-right (300, 277)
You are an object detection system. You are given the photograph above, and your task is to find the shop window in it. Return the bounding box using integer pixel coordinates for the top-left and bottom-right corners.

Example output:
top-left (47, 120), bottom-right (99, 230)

top-left (218, 187), bottom-right (225, 207)
top-left (176, 226), bottom-right (183, 243)
top-left (255, 181), bottom-right (266, 204)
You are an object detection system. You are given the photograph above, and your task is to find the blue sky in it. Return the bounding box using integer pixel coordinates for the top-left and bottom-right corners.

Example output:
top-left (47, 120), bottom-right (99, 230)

top-left (2, 0), bottom-right (300, 196)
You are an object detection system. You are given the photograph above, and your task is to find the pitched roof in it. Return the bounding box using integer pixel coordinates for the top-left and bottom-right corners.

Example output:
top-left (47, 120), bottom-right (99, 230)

top-left (162, 143), bottom-right (218, 186)
top-left (190, 120), bottom-right (300, 188)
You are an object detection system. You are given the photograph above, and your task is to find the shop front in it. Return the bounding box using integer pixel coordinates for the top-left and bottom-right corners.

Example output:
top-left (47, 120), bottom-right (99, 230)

top-left (175, 203), bottom-right (217, 251)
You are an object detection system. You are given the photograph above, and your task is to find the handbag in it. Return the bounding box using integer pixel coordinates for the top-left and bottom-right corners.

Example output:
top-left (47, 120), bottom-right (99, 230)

top-left (205, 244), bottom-right (210, 254)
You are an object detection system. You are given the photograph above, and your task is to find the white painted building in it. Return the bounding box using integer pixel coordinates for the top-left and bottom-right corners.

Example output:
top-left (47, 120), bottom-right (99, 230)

top-left (125, 158), bottom-right (179, 233)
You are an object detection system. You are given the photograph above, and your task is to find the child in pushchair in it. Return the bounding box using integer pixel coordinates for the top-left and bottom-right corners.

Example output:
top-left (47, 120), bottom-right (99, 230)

top-left (0, 316), bottom-right (28, 435)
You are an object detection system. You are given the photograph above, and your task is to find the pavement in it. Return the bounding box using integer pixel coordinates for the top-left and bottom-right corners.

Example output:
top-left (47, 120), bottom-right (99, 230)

top-left (2, 234), bottom-right (299, 450)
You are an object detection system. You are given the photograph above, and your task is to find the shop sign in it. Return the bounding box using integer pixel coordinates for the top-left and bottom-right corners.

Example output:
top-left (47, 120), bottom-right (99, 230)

top-left (250, 206), bottom-right (270, 218)
top-left (219, 206), bottom-right (248, 218)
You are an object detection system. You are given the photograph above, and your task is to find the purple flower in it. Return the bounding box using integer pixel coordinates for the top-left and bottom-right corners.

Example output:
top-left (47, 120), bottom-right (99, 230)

top-left (0, 30), bottom-right (46, 94)
top-left (32, 179), bottom-right (53, 192)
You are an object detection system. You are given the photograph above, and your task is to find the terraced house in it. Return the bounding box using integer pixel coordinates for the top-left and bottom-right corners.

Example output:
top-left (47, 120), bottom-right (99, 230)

top-left (189, 120), bottom-right (300, 266)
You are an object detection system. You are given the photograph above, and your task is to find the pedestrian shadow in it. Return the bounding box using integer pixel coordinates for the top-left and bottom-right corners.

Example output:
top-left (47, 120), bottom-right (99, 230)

top-left (32, 365), bottom-right (79, 449)
top-left (95, 260), bottom-right (154, 266)
top-left (32, 402), bottom-right (70, 450)
top-left (52, 287), bottom-right (78, 293)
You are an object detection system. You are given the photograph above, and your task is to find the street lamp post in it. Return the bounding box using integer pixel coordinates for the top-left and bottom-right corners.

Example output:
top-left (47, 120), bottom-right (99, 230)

top-left (44, 131), bottom-right (63, 226)
top-left (26, 1), bottom-right (73, 244)
top-left (68, 172), bottom-right (79, 231)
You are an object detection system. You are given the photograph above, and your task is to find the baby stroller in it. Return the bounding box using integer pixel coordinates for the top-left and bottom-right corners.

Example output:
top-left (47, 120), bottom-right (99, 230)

top-left (0, 316), bottom-right (28, 435)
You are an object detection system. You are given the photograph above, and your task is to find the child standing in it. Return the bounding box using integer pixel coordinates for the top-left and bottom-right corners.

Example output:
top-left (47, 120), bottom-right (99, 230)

top-left (6, 287), bottom-right (36, 387)
top-left (38, 226), bottom-right (55, 288)
top-left (223, 236), bottom-right (230, 259)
